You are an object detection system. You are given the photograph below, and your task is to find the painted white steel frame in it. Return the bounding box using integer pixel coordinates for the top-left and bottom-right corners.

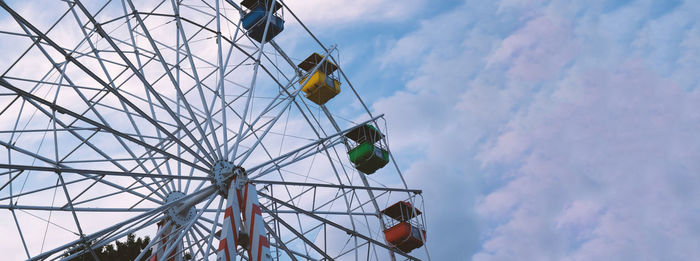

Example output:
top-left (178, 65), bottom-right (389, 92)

top-left (0, 0), bottom-right (431, 260)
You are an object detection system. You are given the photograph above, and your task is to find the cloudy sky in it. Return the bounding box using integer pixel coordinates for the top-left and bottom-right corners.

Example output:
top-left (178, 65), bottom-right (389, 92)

top-left (2, 0), bottom-right (700, 260)
top-left (291, 0), bottom-right (700, 259)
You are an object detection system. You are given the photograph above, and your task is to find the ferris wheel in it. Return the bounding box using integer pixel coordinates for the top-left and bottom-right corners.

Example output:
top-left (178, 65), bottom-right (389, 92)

top-left (0, 0), bottom-right (429, 260)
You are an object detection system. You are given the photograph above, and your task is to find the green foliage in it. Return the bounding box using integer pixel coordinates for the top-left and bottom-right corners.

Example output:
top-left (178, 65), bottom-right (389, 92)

top-left (63, 233), bottom-right (193, 261)
top-left (63, 234), bottom-right (152, 261)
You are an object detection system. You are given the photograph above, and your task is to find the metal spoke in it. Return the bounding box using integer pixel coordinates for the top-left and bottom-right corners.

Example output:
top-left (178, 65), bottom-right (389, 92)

top-left (0, 1), bottom-right (428, 260)
top-left (0, 164), bottom-right (210, 181)
top-left (0, 79), bottom-right (209, 173)
top-left (263, 205), bottom-right (332, 260)
top-left (260, 192), bottom-right (420, 261)
top-left (6, 0), bottom-right (214, 167)
top-left (248, 114), bottom-right (384, 177)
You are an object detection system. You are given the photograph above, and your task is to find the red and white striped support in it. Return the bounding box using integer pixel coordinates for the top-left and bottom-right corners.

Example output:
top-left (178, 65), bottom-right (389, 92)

top-left (243, 182), bottom-right (271, 261)
top-left (217, 177), bottom-right (271, 261)
top-left (150, 220), bottom-right (181, 261)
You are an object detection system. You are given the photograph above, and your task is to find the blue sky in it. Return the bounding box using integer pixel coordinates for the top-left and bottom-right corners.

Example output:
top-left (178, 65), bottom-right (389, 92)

top-left (1, 0), bottom-right (699, 260)
top-left (290, 0), bottom-right (700, 259)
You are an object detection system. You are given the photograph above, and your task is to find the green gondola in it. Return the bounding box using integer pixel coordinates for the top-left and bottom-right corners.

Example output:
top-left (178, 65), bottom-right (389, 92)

top-left (345, 124), bottom-right (390, 174)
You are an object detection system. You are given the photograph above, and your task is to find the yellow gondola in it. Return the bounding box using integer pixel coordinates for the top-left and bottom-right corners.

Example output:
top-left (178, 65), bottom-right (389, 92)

top-left (297, 53), bottom-right (341, 105)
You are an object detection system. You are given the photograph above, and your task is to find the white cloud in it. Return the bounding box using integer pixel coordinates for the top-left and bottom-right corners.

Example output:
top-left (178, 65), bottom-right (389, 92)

top-left (369, 0), bottom-right (700, 260)
top-left (475, 60), bottom-right (700, 260)
top-left (286, 0), bottom-right (426, 27)
top-left (4, 0), bottom-right (700, 260)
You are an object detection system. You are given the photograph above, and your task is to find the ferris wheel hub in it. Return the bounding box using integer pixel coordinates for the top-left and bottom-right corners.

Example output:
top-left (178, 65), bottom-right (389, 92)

top-left (164, 191), bottom-right (197, 227)
top-left (211, 160), bottom-right (247, 197)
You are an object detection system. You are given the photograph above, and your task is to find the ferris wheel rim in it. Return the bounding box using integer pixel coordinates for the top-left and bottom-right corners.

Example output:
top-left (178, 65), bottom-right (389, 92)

top-left (0, 0), bottom-right (428, 260)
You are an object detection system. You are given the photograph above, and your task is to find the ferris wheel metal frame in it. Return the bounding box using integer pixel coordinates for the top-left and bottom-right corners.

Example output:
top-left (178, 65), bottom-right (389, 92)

top-left (0, 0), bottom-right (430, 260)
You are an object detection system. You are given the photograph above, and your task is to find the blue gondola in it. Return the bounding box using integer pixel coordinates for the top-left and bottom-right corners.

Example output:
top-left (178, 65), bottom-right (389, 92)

top-left (241, 0), bottom-right (284, 43)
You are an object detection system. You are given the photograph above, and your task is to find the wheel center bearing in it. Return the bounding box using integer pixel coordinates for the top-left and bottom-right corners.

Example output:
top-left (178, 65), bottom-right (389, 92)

top-left (164, 191), bottom-right (196, 227)
top-left (211, 160), bottom-right (246, 197)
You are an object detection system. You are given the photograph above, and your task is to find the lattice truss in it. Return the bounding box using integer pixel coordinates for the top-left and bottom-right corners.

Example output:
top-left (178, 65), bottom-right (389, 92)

top-left (0, 0), bottom-right (429, 260)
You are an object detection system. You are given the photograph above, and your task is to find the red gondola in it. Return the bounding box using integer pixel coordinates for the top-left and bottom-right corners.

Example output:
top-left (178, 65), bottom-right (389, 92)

top-left (381, 201), bottom-right (426, 253)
